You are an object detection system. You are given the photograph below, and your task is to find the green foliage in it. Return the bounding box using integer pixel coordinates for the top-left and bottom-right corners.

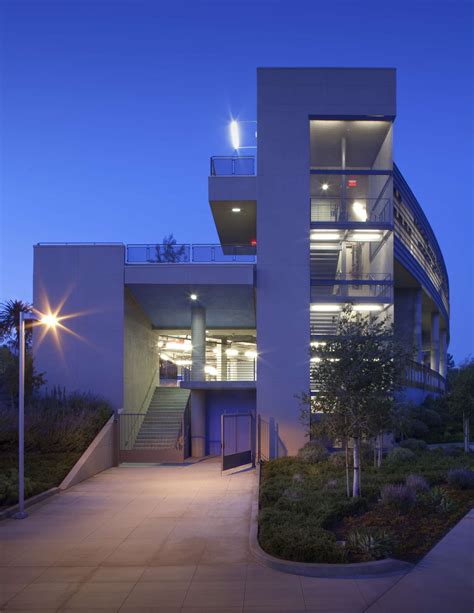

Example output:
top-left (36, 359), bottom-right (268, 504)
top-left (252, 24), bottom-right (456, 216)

top-left (155, 234), bottom-right (187, 263)
top-left (329, 451), bottom-right (347, 468)
top-left (0, 453), bottom-right (80, 507)
top-left (346, 528), bottom-right (395, 561)
top-left (0, 346), bottom-right (46, 406)
top-left (0, 299), bottom-right (32, 350)
top-left (0, 389), bottom-right (112, 454)
top-left (259, 450), bottom-right (474, 563)
top-left (422, 487), bottom-right (457, 514)
top-left (386, 447), bottom-right (415, 463)
top-left (259, 507), bottom-right (345, 563)
top-left (399, 438), bottom-right (427, 452)
top-left (446, 468), bottom-right (474, 490)
top-left (297, 440), bottom-right (329, 463)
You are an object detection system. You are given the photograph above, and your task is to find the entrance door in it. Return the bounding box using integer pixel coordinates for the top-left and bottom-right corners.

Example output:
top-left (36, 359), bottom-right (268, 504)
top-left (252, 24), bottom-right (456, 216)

top-left (221, 412), bottom-right (254, 471)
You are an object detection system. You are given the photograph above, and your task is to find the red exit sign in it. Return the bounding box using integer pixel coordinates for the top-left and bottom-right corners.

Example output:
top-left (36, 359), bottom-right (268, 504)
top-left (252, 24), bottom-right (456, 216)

top-left (348, 179), bottom-right (357, 187)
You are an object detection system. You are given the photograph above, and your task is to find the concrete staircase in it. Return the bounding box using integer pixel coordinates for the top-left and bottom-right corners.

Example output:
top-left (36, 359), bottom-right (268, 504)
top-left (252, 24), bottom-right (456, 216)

top-left (133, 387), bottom-right (190, 451)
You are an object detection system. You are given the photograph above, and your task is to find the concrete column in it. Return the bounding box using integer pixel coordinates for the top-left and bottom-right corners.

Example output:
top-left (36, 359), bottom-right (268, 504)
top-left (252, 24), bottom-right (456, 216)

top-left (430, 312), bottom-right (440, 373)
top-left (220, 338), bottom-right (228, 381)
top-left (439, 329), bottom-right (447, 378)
top-left (191, 306), bottom-right (206, 380)
top-left (413, 289), bottom-right (423, 363)
top-left (190, 390), bottom-right (206, 457)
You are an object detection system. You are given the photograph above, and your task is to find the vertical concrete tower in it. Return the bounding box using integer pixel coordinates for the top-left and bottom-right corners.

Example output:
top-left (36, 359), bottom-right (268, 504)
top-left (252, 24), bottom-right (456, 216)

top-left (256, 68), bottom-right (396, 456)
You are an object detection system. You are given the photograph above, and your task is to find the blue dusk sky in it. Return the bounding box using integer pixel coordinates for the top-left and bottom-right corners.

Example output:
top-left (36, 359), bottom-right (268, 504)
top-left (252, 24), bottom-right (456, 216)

top-left (0, 0), bottom-right (472, 362)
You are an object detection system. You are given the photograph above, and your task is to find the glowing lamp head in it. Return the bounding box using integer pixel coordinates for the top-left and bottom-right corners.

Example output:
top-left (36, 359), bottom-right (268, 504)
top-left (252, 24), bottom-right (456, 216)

top-left (190, 294), bottom-right (198, 301)
top-left (321, 183), bottom-right (329, 191)
top-left (41, 314), bottom-right (58, 328)
top-left (230, 120), bottom-right (240, 150)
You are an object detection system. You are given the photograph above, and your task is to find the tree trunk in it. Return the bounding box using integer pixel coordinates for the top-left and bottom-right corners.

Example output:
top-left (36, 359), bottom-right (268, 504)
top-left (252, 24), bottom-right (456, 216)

top-left (373, 438), bottom-right (377, 468)
top-left (344, 439), bottom-right (350, 498)
top-left (353, 437), bottom-right (360, 498)
top-left (377, 432), bottom-right (383, 468)
top-left (464, 413), bottom-right (470, 453)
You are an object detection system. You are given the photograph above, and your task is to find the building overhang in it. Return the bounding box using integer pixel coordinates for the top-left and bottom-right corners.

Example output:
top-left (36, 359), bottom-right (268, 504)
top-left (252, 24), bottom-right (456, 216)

top-left (208, 176), bottom-right (257, 245)
top-left (125, 263), bottom-right (255, 329)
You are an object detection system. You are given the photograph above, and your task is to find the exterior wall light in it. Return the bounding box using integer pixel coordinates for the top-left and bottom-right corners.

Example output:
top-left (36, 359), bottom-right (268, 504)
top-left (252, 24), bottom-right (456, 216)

top-left (232, 208), bottom-right (241, 213)
top-left (230, 120), bottom-right (240, 150)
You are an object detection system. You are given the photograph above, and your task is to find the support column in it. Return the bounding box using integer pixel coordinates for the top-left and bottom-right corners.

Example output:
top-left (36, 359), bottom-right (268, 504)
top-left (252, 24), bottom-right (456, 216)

top-left (220, 338), bottom-right (228, 381)
top-left (190, 390), bottom-right (206, 458)
top-left (430, 312), bottom-right (440, 373)
top-left (413, 289), bottom-right (423, 363)
top-left (439, 329), bottom-right (447, 378)
top-left (191, 306), bottom-right (206, 381)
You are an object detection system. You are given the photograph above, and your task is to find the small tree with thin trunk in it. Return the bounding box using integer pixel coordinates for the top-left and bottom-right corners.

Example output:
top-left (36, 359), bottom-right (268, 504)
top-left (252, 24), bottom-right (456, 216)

top-left (155, 234), bottom-right (187, 263)
top-left (448, 359), bottom-right (474, 453)
top-left (305, 306), bottom-right (409, 497)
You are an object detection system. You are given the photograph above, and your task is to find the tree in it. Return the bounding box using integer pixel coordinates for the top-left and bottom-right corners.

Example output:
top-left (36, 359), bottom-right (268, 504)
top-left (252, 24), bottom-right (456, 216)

top-left (154, 234), bottom-right (187, 263)
top-left (0, 345), bottom-right (46, 408)
top-left (0, 300), bottom-right (32, 351)
top-left (304, 306), bottom-right (409, 497)
top-left (448, 359), bottom-right (474, 453)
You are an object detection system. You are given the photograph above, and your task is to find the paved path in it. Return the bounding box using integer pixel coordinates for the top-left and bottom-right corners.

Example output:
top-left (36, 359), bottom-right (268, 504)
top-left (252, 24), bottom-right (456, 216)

top-left (0, 458), bottom-right (472, 612)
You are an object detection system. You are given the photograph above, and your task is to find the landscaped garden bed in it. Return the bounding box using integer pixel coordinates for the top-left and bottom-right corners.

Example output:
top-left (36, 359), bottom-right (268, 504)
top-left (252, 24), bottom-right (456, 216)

top-left (258, 447), bottom-right (474, 564)
top-left (0, 391), bottom-right (112, 509)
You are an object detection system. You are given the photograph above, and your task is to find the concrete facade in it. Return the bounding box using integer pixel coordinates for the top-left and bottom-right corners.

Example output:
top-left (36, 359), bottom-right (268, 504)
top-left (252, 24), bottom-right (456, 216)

top-left (32, 68), bottom-right (449, 462)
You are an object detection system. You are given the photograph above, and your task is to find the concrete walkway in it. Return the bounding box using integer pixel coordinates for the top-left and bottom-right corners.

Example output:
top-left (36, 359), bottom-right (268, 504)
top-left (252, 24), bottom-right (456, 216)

top-left (0, 458), bottom-right (472, 612)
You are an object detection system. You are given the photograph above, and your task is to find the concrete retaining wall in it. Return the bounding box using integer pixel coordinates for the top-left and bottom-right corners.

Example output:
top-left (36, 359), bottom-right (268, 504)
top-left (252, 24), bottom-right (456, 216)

top-left (60, 416), bottom-right (116, 490)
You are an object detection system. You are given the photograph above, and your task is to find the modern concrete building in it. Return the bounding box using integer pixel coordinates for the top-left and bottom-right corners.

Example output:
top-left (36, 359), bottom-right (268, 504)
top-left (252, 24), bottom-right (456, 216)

top-left (33, 68), bottom-right (449, 462)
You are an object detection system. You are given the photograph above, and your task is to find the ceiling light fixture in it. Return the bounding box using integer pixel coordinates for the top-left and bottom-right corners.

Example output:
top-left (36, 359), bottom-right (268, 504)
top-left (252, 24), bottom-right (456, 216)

top-left (232, 207), bottom-right (241, 213)
top-left (353, 304), bottom-right (384, 312)
top-left (311, 304), bottom-right (341, 312)
top-left (321, 183), bottom-right (329, 191)
top-left (190, 294), bottom-right (198, 301)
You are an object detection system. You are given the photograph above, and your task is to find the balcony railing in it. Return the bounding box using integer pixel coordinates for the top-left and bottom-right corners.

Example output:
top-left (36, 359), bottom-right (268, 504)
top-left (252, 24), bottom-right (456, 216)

top-left (311, 274), bottom-right (393, 301)
top-left (126, 244), bottom-right (256, 264)
top-left (404, 360), bottom-right (445, 393)
top-left (182, 361), bottom-right (257, 383)
top-left (210, 156), bottom-right (255, 176)
top-left (311, 198), bottom-right (392, 224)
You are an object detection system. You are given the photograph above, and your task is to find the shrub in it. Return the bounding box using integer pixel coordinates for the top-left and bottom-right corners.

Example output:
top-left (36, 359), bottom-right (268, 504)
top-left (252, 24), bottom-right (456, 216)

top-left (405, 474), bottom-right (429, 492)
top-left (329, 451), bottom-right (347, 468)
top-left (447, 468), bottom-right (474, 490)
top-left (380, 484), bottom-right (416, 513)
top-left (258, 508), bottom-right (345, 563)
top-left (423, 487), bottom-right (457, 514)
top-left (346, 528), bottom-right (395, 561)
top-left (0, 469), bottom-right (34, 506)
top-left (297, 440), bottom-right (329, 464)
top-left (386, 447), bottom-right (415, 464)
top-left (399, 438), bottom-right (427, 452)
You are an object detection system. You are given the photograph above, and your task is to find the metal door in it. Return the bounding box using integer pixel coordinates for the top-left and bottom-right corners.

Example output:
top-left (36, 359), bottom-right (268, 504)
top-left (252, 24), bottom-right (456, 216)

top-left (221, 413), bottom-right (254, 471)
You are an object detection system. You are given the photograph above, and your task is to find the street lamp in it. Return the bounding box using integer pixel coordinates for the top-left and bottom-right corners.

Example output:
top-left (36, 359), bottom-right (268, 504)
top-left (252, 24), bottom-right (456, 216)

top-left (14, 310), bottom-right (58, 519)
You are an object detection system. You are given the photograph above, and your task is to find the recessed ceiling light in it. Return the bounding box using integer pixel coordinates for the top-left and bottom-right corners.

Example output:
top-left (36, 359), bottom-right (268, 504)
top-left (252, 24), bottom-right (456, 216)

top-left (190, 294), bottom-right (198, 301)
top-left (321, 183), bottom-right (329, 191)
top-left (232, 208), bottom-right (241, 213)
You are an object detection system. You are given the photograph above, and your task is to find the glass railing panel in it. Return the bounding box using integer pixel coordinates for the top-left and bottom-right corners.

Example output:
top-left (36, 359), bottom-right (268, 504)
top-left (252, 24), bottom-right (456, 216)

top-left (311, 198), bottom-right (392, 223)
top-left (126, 244), bottom-right (256, 264)
top-left (210, 156), bottom-right (255, 176)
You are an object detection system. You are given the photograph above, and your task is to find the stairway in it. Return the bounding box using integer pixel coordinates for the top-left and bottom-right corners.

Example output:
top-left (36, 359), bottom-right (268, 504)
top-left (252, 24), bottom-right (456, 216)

top-left (310, 246), bottom-right (340, 280)
top-left (133, 387), bottom-right (190, 451)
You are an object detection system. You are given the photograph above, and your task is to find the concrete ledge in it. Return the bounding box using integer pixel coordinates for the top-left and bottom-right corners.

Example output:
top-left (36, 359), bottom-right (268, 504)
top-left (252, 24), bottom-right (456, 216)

top-left (0, 487), bottom-right (60, 521)
top-left (250, 464), bottom-right (413, 578)
top-left (60, 415), bottom-right (116, 490)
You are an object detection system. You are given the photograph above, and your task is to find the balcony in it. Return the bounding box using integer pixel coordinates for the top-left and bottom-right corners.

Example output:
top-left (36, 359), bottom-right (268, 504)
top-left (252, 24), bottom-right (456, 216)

top-left (404, 360), bottom-right (445, 393)
top-left (311, 197), bottom-right (392, 225)
top-left (311, 274), bottom-right (393, 301)
top-left (210, 156), bottom-right (255, 176)
top-left (126, 243), bottom-right (256, 264)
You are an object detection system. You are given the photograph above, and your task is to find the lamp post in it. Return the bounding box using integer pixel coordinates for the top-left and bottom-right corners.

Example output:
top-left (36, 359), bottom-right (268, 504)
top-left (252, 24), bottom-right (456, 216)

top-left (14, 310), bottom-right (57, 520)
